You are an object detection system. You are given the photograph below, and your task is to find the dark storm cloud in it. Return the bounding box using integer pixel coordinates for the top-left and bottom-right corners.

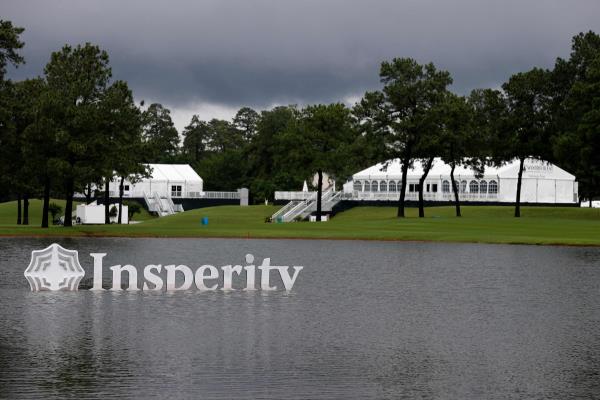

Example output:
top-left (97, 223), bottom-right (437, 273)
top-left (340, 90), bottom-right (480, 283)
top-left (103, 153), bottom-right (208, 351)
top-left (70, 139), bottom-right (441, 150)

top-left (4, 0), bottom-right (600, 110)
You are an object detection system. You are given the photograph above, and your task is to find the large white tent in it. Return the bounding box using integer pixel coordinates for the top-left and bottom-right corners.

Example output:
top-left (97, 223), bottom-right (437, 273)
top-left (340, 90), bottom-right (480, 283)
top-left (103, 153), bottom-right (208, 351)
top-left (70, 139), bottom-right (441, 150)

top-left (344, 158), bottom-right (578, 204)
top-left (108, 164), bottom-right (203, 199)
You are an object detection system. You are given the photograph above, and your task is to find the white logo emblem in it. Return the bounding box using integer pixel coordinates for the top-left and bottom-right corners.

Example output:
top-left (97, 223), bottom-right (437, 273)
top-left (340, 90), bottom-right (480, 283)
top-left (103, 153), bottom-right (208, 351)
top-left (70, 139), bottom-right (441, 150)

top-left (24, 243), bottom-right (85, 291)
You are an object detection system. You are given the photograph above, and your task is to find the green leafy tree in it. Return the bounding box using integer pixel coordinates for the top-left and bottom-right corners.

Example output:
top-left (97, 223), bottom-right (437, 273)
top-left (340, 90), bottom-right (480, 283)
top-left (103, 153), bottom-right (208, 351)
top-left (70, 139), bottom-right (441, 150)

top-left (48, 202), bottom-right (62, 224)
top-left (43, 43), bottom-right (112, 227)
top-left (196, 149), bottom-right (248, 191)
top-left (439, 93), bottom-right (474, 217)
top-left (412, 97), bottom-right (453, 218)
top-left (501, 68), bottom-right (553, 217)
top-left (182, 115), bottom-right (211, 162)
top-left (553, 62), bottom-right (600, 206)
top-left (98, 80), bottom-right (147, 224)
top-left (189, 117), bottom-right (248, 192)
top-left (247, 106), bottom-right (301, 201)
top-left (21, 82), bottom-right (62, 228)
top-left (0, 20), bottom-right (25, 81)
top-left (435, 90), bottom-right (496, 217)
top-left (552, 31), bottom-right (600, 205)
top-left (109, 205), bottom-right (118, 220)
top-left (206, 118), bottom-right (244, 152)
top-left (233, 107), bottom-right (259, 140)
top-left (125, 200), bottom-right (141, 223)
top-left (298, 103), bottom-right (356, 220)
top-left (354, 58), bottom-right (452, 217)
top-left (142, 103), bottom-right (180, 162)
top-left (7, 78), bottom-right (46, 225)
top-left (0, 19), bottom-right (25, 216)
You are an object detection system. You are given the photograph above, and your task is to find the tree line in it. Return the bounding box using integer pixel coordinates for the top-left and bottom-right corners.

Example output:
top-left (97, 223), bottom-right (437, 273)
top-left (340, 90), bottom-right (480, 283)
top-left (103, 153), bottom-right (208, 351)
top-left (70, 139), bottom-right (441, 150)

top-left (0, 19), bottom-right (598, 227)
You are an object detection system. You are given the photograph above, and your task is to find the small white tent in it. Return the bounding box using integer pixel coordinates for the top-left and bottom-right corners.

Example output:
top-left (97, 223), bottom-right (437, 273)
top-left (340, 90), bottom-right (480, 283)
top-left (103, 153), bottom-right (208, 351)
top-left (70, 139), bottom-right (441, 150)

top-left (76, 201), bottom-right (128, 224)
top-left (108, 164), bottom-right (203, 199)
top-left (347, 158), bottom-right (578, 204)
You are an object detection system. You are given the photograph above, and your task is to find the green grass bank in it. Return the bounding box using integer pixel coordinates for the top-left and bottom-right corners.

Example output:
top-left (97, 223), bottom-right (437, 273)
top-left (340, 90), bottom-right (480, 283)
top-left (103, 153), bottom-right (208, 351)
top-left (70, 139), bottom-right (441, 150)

top-left (0, 199), bottom-right (599, 245)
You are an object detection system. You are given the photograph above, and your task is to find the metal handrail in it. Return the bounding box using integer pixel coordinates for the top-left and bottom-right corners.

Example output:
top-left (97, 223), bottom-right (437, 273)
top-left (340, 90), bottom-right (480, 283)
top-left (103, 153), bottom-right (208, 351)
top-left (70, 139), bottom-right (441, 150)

top-left (275, 191), bottom-right (316, 200)
top-left (153, 192), bottom-right (170, 216)
top-left (271, 200), bottom-right (300, 220)
top-left (201, 191), bottom-right (241, 199)
top-left (286, 190), bottom-right (333, 222)
top-left (283, 200), bottom-right (311, 221)
top-left (282, 191), bottom-right (319, 221)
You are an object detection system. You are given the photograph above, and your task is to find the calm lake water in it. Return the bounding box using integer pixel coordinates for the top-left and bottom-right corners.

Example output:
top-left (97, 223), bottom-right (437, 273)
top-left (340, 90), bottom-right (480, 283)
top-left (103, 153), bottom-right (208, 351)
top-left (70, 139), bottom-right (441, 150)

top-left (0, 238), bottom-right (599, 399)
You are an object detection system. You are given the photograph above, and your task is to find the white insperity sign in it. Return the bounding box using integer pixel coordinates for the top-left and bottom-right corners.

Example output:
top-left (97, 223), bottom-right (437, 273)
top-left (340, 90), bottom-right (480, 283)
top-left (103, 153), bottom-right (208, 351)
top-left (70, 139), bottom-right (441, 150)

top-left (24, 243), bottom-right (303, 292)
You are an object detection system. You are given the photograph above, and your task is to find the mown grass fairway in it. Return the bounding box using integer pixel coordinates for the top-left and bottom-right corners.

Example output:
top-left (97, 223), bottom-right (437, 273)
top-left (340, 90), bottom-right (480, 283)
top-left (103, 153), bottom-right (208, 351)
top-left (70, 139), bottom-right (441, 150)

top-left (0, 199), bottom-right (599, 245)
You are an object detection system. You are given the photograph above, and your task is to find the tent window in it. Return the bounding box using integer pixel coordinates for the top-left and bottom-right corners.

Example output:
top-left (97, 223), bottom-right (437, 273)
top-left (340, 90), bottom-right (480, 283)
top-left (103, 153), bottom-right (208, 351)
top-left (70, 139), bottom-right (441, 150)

top-left (432, 184), bottom-right (438, 193)
top-left (469, 180), bottom-right (479, 193)
top-left (364, 181), bottom-right (371, 192)
top-left (171, 185), bottom-right (182, 197)
top-left (371, 181), bottom-right (379, 192)
top-left (489, 180), bottom-right (498, 194)
top-left (124, 185), bottom-right (130, 191)
top-left (389, 181), bottom-right (397, 192)
top-left (380, 181), bottom-right (387, 192)
top-left (409, 183), bottom-right (419, 192)
top-left (479, 180), bottom-right (487, 194)
top-left (460, 180), bottom-right (467, 193)
top-left (353, 181), bottom-right (362, 191)
top-left (442, 180), bottom-right (450, 193)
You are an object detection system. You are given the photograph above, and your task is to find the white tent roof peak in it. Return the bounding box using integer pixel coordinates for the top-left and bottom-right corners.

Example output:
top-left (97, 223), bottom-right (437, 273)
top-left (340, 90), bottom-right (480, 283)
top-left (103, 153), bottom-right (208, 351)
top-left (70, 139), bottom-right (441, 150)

top-left (145, 164), bottom-right (203, 182)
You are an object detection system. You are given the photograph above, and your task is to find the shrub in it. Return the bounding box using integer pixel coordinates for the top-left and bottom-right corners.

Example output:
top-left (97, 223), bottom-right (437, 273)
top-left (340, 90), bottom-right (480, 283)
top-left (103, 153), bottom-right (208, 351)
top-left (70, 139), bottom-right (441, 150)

top-left (48, 203), bottom-right (62, 223)
top-left (124, 201), bottom-right (141, 222)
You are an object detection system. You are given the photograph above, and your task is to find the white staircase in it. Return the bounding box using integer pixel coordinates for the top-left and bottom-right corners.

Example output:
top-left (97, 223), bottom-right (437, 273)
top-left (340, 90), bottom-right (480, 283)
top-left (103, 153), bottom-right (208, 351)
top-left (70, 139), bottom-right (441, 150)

top-left (144, 192), bottom-right (183, 217)
top-left (271, 200), bottom-right (301, 222)
top-left (272, 190), bottom-right (342, 222)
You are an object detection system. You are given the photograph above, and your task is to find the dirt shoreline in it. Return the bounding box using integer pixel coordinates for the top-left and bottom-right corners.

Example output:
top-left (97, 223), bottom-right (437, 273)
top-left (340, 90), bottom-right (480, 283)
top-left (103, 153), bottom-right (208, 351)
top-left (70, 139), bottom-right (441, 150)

top-left (0, 232), bottom-right (598, 248)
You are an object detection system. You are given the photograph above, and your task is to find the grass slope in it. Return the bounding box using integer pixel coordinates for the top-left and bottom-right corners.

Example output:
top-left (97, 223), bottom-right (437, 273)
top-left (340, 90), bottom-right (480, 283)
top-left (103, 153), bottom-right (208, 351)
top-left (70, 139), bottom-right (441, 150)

top-left (0, 199), bottom-right (154, 226)
top-left (0, 200), bottom-right (598, 245)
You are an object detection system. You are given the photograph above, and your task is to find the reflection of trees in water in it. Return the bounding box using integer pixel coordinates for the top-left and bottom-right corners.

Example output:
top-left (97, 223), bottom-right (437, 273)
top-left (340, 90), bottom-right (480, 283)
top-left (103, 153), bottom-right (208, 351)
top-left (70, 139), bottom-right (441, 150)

top-left (40, 319), bottom-right (132, 395)
top-left (16, 292), bottom-right (139, 396)
top-left (565, 347), bottom-right (600, 398)
top-left (371, 343), bottom-right (442, 399)
top-left (559, 313), bottom-right (600, 398)
top-left (0, 342), bottom-right (21, 398)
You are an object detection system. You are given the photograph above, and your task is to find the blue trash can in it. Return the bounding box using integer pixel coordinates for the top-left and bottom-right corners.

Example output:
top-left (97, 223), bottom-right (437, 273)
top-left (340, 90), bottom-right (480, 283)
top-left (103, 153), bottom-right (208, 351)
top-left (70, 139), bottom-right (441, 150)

top-left (201, 217), bottom-right (209, 225)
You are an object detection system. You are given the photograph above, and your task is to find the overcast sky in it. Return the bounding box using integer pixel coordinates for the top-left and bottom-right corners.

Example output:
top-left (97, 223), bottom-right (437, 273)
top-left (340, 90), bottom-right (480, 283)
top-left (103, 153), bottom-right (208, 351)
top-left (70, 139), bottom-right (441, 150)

top-left (4, 0), bottom-right (600, 131)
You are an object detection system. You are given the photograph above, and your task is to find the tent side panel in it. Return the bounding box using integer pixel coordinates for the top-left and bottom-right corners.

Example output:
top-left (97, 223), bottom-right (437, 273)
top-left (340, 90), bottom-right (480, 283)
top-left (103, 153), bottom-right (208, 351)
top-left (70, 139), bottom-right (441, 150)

top-left (519, 179), bottom-right (537, 203)
top-left (130, 180), bottom-right (152, 198)
top-left (556, 180), bottom-right (576, 203)
top-left (537, 179), bottom-right (556, 203)
top-left (498, 178), bottom-right (516, 202)
top-left (186, 181), bottom-right (203, 197)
